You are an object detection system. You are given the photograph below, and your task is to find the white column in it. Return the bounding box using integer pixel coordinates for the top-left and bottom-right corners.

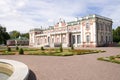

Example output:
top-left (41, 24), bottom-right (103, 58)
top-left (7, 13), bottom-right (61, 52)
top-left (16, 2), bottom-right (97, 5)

top-left (60, 34), bottom-right (62, 43)
top-left (75, 34), bottom-right (77, 47)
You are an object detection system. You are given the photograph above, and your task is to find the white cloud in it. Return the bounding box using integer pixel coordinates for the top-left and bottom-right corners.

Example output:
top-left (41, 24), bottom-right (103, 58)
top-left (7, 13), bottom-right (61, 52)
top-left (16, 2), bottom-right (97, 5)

top-left (0, 0), bottom-right (120, 33)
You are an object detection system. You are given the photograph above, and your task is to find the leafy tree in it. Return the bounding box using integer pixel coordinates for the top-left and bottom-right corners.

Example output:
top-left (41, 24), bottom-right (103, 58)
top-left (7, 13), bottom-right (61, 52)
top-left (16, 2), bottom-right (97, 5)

top-left (9, 30), bottom-right (20, 39)
top-left (7, 47), bottom-right (11, 52)
top-left (0, 25), bottom-right (10, 44)
top-left (41, 46), bottom-right (44, 51)
top-left (59, 43), bottom-right (63, 52)
top-left (16, 46), bottom-right (19, 50)
top-left (71, 44), bottom-right (74, 50)
top-left (19, 48), bottom-right (24, 55)
top-left (20, 33), bottom-right (29, 39)
top-left (113, 26), bottom-right (120, 42)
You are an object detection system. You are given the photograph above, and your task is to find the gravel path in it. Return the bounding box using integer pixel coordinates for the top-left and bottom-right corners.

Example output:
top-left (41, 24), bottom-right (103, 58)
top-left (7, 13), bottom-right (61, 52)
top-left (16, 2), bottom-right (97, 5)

top-left (0, 47), bottom-right (120, 80)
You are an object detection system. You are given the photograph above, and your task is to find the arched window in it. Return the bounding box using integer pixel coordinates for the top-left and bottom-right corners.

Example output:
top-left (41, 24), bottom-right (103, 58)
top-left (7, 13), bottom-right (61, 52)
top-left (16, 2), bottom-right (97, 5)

top-left (86, 35), bottom-right (90, 43)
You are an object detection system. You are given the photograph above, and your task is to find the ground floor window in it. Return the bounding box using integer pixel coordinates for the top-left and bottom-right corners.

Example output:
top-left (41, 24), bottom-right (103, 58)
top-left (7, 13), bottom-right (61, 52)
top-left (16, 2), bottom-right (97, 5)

top-left (101, 36), bottom-right (103, 42)
top-left (86, 35), bottom-right (90, 43)
top-left (57, 38), bottom-right (59, 43)
top-left (109, 36), bottom-right (110, 42)
top-left (62, 37), bottom-right (66, 43)
top-left (48, 37), bottom-right (50, 43)
top-left (52, 38), bottom-right (54, 43)
top-left (77, 35), bottom-right (81, 43)
top-left (45, 38), bottom-right (47, 43)
top-left (72, 35), bottom-right (75, 44)
top-left (106, 36), bottom-right (108, 43)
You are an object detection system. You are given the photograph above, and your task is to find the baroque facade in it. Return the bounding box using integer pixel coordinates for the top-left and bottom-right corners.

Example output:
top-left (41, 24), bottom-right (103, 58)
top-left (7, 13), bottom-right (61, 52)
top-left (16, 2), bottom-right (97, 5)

top-left (29, 14), bottom-right (113, 47)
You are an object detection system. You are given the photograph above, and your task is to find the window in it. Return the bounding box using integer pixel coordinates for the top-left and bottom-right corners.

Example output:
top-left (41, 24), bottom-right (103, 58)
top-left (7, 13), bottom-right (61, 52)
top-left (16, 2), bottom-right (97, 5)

top-left (86, 35), bottom-right (90, 43)
top-left (48, 37), bottom-right (50, 43)
top-left (52, 38), bottom-right (54, 43)
top-left (62, 37), bottom-right (66, 43)
top-left (45, 39), bottom-right (47, 43)
top-left (105, 24), bottom-right (107, 31)
top-left (106, 36), bottom-right (108, 43)
top-left (77, 35), bottom-right (81, 43)
top-left (101, 23), bottom-right (103, 30)
top-left (101, 36), bottom-right (103, 42)
top-left (72, 35), bottom-right (75, 44)
top-left (86, 22), bottom-right (90, 29)
top-left (57, 38), bottom-right (59, 42)
top-left (109, 26), bottom-right (111, 31)
top-left (109, 36), bottom-right (110, 41)
top-left (97, 23), bottom-right (99, 30)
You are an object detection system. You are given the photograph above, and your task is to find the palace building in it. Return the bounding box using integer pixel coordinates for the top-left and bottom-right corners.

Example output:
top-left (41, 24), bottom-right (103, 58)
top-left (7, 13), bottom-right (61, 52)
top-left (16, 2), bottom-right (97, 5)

top-left (29, 14), bottom-right (113, 48)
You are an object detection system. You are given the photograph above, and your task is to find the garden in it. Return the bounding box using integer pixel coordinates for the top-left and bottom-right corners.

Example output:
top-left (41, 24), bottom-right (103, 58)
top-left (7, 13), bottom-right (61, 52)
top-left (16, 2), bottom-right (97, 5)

top-left (0, 45), bottom-right (106, 56)
top-left (98, 55), bottom-right (120, 64)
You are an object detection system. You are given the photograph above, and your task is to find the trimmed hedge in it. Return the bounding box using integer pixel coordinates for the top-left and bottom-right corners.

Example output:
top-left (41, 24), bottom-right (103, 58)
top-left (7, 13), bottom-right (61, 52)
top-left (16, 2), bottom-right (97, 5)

top-left (19, 48), bottom-right (24, 55)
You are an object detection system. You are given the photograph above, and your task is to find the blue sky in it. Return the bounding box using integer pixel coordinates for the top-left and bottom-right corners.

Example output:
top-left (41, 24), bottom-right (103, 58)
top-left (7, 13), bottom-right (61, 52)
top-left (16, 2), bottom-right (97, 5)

top-left (0, 0), bottom-right (120, 33)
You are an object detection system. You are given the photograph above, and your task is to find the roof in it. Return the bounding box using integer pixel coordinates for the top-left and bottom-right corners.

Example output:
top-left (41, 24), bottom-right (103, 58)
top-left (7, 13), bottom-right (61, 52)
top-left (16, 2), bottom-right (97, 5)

top-left (67, 21), bottom-right (79, 26)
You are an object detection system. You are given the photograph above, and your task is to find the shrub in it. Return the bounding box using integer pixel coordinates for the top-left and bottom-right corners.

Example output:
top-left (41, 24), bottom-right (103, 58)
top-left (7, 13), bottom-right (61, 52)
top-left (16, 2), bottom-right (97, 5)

top-left (7, 47), bottom-right (11, 52)
top-left (97, 57), bottom-right (104, 60)
top-left (59, 43), bottom-right (63, 52)
top-left (41, 46), bottom-right (44, 51)
top-left (62, 53), bottom-right (74, 56)
top-left (19, 48), bottom-right (24, 55)
top-left (116, 55), bottom-right (120, 58)
top-left (54, 52), bottom-right (74, 56)
top-left (92, 50), bottom-right (99, 53)
top-left (109, 56), bottom-right (115, 60)
top-left (16, 46), bottom-right (19, 50)
top-left (3, 51), bottom-right (15, 55)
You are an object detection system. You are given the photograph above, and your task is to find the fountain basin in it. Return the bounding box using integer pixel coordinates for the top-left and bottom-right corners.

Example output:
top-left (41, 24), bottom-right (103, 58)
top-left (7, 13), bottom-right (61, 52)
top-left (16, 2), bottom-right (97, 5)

top-left (0, 59), bottom-right (29, 80)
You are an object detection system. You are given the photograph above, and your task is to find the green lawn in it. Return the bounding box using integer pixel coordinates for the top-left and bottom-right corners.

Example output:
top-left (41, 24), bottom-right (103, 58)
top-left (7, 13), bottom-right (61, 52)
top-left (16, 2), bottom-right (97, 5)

top-left (98, 55), bottom-right (120, 64)
top-left (0, 46), bottom-right (106, 56)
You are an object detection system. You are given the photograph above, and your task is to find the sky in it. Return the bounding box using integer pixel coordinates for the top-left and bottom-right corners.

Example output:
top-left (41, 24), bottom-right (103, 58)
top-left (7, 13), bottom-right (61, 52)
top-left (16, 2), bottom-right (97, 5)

top-left (0, 0), bottom-right (120, 33)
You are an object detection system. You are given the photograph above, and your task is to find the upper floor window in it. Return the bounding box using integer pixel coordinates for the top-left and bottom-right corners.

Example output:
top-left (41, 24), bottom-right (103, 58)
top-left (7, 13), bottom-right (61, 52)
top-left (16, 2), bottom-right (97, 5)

top-left (105, 24), bottom-right (107, 31)
top-left (86, 22), bottom-right (90, 29)
top-left (101, 23), bottom-right (103, 30)
top-left (109, 25), bottom-right (111, 31)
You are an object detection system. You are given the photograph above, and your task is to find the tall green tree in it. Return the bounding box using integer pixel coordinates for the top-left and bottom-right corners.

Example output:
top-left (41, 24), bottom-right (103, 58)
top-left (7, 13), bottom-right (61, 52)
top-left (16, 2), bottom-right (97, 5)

top-left (9, 30), bottom-right (20, 39)
top-left (0, 25), bottom-right (10, 44)
top-left (113, 26), bottom-right (120, 42)
top-left (20, 33), bottom-right (29, 39)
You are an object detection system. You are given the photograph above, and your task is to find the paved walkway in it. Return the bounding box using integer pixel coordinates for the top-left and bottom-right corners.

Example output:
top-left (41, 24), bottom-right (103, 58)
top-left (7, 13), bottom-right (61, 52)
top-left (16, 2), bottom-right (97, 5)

top-left (0, 47), bottom-right (120, 80)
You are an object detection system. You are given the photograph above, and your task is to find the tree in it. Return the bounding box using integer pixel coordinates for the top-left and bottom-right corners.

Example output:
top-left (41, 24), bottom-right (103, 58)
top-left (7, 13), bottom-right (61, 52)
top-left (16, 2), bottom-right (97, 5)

top-left (20, 33), bottom-right (29, 39)
top-left (59, 43), bottom-right (63, 52)
top-left (9, 30), bottom-right (20, 39)
top-left (41, 46), bottom-right (44, 51)
top-left (71, 44), bottom-right (74, 50)
top-left (19, 48), bottom-right (24, 55)
top-left (113, 26), bottom-right (120, 42)
top-left (0, 25), bottom-right (10, 44)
